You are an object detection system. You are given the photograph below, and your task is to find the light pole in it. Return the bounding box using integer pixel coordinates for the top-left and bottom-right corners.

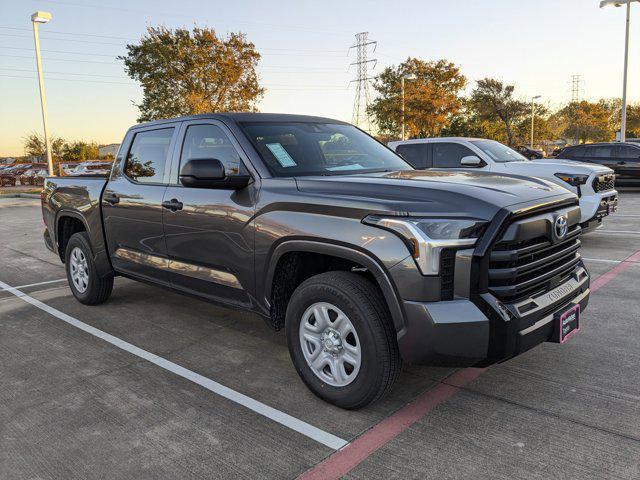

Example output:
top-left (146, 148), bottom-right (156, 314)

top-left (531, 95), bottom-right (541, 149)
top-left (31, 11), bottom-right (54, 176)
top-left (401, 73), bottom-right (417, 141)
top-left (600, 0), bottom-right (639, 142)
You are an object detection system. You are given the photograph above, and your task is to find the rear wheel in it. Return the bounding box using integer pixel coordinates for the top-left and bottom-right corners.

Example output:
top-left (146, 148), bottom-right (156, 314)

top-left (65, 232), bottom-right (113, 305)
top-left (286, 271), bottom-right (401, 409)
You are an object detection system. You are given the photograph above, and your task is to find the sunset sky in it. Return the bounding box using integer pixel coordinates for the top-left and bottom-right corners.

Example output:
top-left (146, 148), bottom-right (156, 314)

top-left (1, 0), bottom-right (639, 156)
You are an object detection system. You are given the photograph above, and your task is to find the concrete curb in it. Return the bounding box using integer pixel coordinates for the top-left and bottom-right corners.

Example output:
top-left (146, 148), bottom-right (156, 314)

top-left (0, 193), bottom-right (41, 199)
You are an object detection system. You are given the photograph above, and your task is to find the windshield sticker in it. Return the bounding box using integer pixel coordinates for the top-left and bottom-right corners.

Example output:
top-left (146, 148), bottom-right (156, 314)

top-left (326, 163), bottom-right (365, 171)
top-left (266, 143), bottom-right (297, 167)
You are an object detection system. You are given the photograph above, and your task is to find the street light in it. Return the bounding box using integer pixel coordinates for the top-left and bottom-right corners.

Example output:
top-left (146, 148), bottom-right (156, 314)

top-left (600, 0), bottom-right (640, 142)
top-left (401, 73), bottom-right (417, 141)
top-left (531, 95), bottom-right (541, 149)
top-left (31, 11), bottom-right (54, 176)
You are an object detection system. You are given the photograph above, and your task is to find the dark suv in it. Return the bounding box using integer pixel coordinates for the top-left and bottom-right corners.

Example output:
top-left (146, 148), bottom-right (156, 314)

top-left (558, 142), bottom-right (640, 181)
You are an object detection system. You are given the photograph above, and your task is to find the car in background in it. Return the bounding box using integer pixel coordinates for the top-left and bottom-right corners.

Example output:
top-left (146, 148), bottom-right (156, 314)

top-left (389, 137), bottom-right (618, 232)
top-left (68, 161), bottom-right (113, 176)
top-left (0, 163), bottom-right (46, 186)
top-left (556, 142), bottom-right (640, 181)
top-left (515, 145), bottom-right (544, 159)
top-left (19, 168), bottom-right (48, 186)
top-left (58, 162), bottom-right (80, 176)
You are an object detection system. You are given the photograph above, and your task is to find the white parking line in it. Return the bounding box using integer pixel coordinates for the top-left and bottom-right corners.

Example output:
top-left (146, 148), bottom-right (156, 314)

top-left (14, 278), bottom-right (67, 289)
top-left (0, 279), bottom-right (348, 451)
top-left (582, 258), bottom-right (622, 264)
top-left (591, 230), bottom-right (640, 235)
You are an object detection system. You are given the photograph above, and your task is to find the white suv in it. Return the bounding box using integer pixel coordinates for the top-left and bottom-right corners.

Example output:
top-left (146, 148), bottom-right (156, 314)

top-left (389, 137), bottom-right (618, 232)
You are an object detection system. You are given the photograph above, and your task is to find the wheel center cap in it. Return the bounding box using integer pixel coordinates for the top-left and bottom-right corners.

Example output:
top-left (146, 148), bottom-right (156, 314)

top-left (321, 328), bottom-right (342, 353)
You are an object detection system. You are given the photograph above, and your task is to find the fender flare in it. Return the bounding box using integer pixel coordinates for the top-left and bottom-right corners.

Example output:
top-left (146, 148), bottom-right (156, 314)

top-left (55, 210), bottom-right (114, 278)
top-left (264, 239), bottom-right (406, 332)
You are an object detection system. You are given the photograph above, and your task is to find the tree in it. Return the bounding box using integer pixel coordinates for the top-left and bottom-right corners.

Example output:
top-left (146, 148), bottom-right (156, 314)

top-left (368, 58), bottom-right (466, 139)
top-left (551, 101), bottom-right (612, 143)
top-left (468, 78), bottom-right (529, 146)
top-left (22, 132), bottom-right (65, 160)
top-left (62, 141), bottom-right (100, 162)
top-left (120, 26), bottom-right (264, 121)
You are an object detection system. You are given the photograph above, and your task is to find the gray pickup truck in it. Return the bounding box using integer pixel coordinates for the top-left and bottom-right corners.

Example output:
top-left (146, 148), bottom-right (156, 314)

top-left (42, 113), bottom-right (590, 409)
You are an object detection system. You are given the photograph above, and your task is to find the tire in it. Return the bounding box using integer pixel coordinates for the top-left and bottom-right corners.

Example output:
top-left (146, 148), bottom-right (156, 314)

top-left (65, 232), bottom-right (113, 305)
top-left (286, 271), bottom-right (401, 409)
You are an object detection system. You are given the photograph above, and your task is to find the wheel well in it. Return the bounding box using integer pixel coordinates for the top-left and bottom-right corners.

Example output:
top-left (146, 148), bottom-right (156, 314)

top-left (57, 216), bottom-right (86, 261)
top-left (269, 251), bottom-right (377, 331)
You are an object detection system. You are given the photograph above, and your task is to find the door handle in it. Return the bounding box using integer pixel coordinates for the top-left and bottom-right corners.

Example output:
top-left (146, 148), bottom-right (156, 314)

top-left (162, 198), bottom-right (183, 211)
top-left (103, 192), bottom-right (119, 204)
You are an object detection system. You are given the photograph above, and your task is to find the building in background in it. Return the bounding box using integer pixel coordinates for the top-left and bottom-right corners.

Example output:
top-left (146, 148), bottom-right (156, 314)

top-left (98, 143), bottom-right (120, 158)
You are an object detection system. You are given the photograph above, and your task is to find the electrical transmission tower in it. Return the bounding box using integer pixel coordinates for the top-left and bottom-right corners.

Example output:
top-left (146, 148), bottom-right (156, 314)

top-left (571, 75), bottom-right (582, 103)
top-left (349, 32), bottom-right (377, 132)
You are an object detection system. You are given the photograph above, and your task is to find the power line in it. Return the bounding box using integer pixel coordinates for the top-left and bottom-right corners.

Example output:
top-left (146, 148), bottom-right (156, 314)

top-left (349, 32), bottom-right (377, 132)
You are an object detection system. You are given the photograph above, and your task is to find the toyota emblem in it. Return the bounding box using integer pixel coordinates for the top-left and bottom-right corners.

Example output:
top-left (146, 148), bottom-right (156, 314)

top-left (554, 215), bottom-right (568, 240)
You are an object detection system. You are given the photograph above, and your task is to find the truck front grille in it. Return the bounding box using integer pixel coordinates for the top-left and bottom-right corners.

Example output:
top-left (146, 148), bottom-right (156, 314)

top-left (593, 174), bottom-right (615, 192)
top-left (487, 225), bottom-right (582, 302)
top-left (439, 248), bottom-right (456, 301)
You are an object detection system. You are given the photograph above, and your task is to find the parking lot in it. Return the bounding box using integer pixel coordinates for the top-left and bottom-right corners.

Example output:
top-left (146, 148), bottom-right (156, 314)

top-left (1, 190), bottom-right (640, 480)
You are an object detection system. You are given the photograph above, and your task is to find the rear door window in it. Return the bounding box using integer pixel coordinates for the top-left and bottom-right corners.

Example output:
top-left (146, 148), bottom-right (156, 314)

top-left (432, 142), bottom-right (476, 168)
top-left (395, 143), bottom-right (429, 168)
top-left (589, 145), bottom-right (614, 158)
top-left (565, 146), bottom-right (585, 158)
top-left (125, 128), bottom-right (175, 183)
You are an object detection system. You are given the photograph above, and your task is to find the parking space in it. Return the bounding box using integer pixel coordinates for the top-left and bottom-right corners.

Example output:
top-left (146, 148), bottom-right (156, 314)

top-left (1, 191), bottom-right (640, 479)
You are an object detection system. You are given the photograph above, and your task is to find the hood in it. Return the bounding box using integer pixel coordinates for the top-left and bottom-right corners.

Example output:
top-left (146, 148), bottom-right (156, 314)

top-left (295, 170), bottom-right (575, 220)
top-left (530, 158), bottom-right (613, 174)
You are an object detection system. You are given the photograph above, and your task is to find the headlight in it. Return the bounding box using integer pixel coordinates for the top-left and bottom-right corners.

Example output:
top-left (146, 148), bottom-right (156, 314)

top-left (554, 173), bottom-right (589, 187)
top-left (362, 216), bottom-right (487, 275)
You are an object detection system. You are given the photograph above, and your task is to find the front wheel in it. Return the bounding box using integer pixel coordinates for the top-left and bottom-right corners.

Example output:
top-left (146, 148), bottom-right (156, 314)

top-left (286, 271), bottom-right (401, 409)
top-left (65, 232), bottom-right (113, 305)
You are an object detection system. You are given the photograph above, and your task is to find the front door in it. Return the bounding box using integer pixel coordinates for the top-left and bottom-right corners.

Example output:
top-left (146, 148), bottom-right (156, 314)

top-left (102, 125), bottom-right (178, 284)
top-left (162, 120), bottom-right (258, 306)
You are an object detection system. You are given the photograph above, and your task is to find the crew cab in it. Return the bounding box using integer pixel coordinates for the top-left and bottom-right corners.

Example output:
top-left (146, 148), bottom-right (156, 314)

top-left (389, 137), bottom-right (618, 232)
top-left (42, 114), bottom-right (591, 409)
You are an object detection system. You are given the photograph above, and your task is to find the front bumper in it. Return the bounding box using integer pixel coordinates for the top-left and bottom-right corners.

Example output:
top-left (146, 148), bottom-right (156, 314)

top-left (580, 194), bottom-right (618, 233)
top-left (397, 264), bottom-right (590, 366)
top-left (579, 190), bottom-right (617, 225)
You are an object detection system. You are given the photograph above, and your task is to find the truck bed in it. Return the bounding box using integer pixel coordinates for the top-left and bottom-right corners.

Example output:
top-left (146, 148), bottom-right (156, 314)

top-left (42, 176), bottom-right (109, 262)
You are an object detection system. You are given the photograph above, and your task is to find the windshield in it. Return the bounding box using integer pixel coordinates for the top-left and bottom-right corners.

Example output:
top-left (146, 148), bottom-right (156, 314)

top-left (470, 140), bottom-right (528, 162)
top-left (240, 122), bottom-right (412, 176)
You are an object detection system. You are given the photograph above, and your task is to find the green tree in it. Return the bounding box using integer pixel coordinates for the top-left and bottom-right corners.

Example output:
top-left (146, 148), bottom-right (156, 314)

top-left (368, 58), bottom-right (466, 139)
top-left (22, 132), bottom-right (65, 160)
top-left (62, 141), bottom-right (100, 162)
top-left (120, 26), bottom-right (264, 122)
top-left (468, 78), bottom-right (529, 146)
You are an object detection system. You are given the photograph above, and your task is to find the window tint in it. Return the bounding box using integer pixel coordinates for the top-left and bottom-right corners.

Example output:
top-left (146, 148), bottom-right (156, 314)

top-left (395, 143), bottom-right (429, 168)
top-left (564, 146), bottom-right (586, 158)
top-left (125, 128), bottom-right (174, 183)
top-left (589, 145), bottom-right (614, 158)
top-left (617, 145), bottom-right (640, 159)
top-left (432, 143), bottom-right (476, 168)
top-left (180, 124), bottom-right (245, 176)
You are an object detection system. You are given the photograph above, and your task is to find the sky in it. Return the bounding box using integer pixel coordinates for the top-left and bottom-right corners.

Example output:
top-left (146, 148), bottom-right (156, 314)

top-left (1, 0), bottom-right (639, 156)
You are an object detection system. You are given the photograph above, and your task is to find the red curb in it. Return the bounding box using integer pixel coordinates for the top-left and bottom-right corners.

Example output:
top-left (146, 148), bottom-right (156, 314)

top-left (590, 250), bottom-right (640, 293)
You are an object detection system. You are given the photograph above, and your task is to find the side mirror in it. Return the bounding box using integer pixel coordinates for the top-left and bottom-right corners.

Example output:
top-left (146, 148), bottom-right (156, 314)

top-left (460, 155), bottom-right (484, 167)
top-left (179, 158), bottom-right (251, 189)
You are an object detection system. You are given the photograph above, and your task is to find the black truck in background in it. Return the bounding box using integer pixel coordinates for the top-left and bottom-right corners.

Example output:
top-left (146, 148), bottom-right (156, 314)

top-left (42, 113), bottom-right (590, 409)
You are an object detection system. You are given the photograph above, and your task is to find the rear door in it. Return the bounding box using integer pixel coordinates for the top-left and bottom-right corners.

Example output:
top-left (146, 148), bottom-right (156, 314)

top-left (614, 144), bottom-right (640, 179)
top-left (102, 124), bottom-right (178, 283)
top-left (161, 119), bottom-right (258, 306)
top-left (582, 145), bottom-right (618, 170)
top-left (395, 143), bottom-right (431, 169)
